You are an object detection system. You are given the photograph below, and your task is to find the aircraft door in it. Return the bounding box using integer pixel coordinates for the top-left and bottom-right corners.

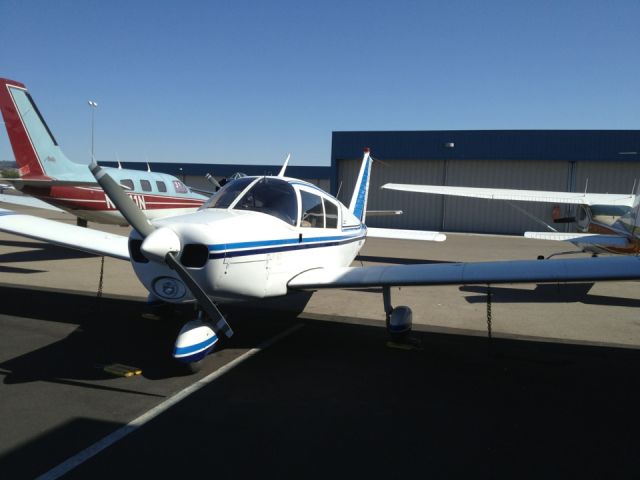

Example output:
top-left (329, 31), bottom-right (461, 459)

top-left (576, 205), bottom-right (591, 232)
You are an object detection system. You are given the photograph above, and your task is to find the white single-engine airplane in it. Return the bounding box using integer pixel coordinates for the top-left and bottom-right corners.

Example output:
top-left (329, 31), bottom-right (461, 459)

top-left (382, 182), bottom-right (640, 255)
top-left (0, 78), bottom-right (208, 226)
top-left (2, 149), bottom-right (640, 371)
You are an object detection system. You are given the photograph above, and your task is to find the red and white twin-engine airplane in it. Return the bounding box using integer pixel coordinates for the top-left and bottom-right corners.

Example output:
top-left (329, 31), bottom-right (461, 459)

top-left (0, 78), bottom-right (207, 226)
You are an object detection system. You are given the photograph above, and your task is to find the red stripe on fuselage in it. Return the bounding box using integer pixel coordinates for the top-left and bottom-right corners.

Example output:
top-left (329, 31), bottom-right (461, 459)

top-left (23, 186), bottom-right (205, 212)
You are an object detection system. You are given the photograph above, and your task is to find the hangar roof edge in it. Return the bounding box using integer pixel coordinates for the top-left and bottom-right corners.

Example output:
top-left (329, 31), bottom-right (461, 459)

top-left (332, 130), bottom-right (640, 162)
top-left (98, 162), bottom-right (331, 178)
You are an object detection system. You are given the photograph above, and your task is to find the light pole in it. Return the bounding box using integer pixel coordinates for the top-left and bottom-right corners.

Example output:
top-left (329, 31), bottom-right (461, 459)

top-left (88, 100), bottom-right (98, 162)
top-left (82, 100), bottom-right (98, 229)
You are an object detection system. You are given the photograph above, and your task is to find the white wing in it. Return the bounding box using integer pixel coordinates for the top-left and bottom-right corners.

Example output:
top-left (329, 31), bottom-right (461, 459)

top-left (367, 227), bottom-right (446, 242)
top-left (0, 193), bottom-right (64, 212)
top-left (382, 183), bottom-right (636, 207)
top-left (524, 231), bottom-right (630, 247)
top-left (288, 256), bottom-right (640, 290)
top-left (0, 208), bottom-right (129, 260)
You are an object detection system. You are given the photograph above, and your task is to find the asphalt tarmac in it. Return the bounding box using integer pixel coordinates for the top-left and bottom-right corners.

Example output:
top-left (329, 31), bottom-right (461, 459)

top-left (1, 203), bottom-right (640, 478)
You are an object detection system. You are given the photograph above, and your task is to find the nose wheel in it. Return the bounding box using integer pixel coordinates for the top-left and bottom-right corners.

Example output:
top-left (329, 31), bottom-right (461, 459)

top-left (173, 311), bottom-right (224, 372)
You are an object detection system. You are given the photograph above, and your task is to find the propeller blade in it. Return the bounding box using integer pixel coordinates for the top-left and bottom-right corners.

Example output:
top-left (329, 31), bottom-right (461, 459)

top-left (205, 173), bottom-right (222, 190)
top-left (89, 162), bottom-right (155, 237)
top-left (165, 252), bottom-right (234, 338)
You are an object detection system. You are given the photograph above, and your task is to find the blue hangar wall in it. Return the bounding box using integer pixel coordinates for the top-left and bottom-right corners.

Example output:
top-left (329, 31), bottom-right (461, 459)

top-left (331, 130), bottom-right (640, 234)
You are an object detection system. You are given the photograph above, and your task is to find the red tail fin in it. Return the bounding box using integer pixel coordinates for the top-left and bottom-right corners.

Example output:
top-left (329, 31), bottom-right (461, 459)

top-left (0, 78), bottom-right (47, 177)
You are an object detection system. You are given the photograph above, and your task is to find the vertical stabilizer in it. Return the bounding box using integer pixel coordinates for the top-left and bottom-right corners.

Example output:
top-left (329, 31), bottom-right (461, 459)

top-left (0, 78), bottom-right (81, 179)
top-left (348, 148), bottom-right (373, 223)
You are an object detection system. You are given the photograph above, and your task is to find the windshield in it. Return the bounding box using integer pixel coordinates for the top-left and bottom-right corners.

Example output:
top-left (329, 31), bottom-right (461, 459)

top-left (201, 177), bottom-right (256, 209)
top-left (233, 177), bottom-right (298, 225)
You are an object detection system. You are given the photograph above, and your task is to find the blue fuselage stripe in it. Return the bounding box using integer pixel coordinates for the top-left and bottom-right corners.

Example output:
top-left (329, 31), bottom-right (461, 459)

top-left (208, 231), bottom-right (366, 259)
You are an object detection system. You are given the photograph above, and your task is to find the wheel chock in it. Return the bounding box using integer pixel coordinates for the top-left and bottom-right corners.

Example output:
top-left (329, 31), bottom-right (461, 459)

top-left (103, 363), bottom-right (142, 377)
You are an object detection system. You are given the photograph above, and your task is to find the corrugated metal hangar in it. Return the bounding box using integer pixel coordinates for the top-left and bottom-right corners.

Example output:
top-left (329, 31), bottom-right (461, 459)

top-left (111, 129), bottom-right (640, 235)
top-left (332, 130), bottom-right (640, 234)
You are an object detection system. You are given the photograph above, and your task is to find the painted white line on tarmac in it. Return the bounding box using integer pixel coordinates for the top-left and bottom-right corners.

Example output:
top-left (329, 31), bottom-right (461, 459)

top-left (36, 323), bottom-right (304, 480)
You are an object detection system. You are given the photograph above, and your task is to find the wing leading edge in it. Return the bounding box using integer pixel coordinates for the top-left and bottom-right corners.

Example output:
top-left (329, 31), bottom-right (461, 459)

top-left (0, 209), bottom-right (129, 260)
top-left (288, 256), bottom-right (640, 290)
top-left (381, 183), bottom-right (636, 207)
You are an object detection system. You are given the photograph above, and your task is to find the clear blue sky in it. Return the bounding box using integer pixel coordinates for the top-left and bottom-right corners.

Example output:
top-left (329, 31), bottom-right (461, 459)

top-left (1, 0), bottom-right (639, 166)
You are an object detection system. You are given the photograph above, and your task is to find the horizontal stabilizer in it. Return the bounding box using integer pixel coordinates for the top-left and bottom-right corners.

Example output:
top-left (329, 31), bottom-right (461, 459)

top-left (0, 193), bottom-right (64, 212)
top-left (366, 210), bottom-right (403, 216)
top-left (382, 183), bottom-right (636, 207)
top-left (367, 227), bottom-right (446, 242)
top-left (289, 256), bottom-right (640, 290)
top-left (524, 231), bottom-right (630, 247)
top-left (0, 208), bottom-right (130, 260)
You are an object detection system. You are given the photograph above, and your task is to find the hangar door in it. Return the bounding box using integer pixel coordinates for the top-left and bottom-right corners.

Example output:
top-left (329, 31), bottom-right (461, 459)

top-left (574, 161), bottom-right (640, 197)
top-left (443, 160), bottom-right (571, 234)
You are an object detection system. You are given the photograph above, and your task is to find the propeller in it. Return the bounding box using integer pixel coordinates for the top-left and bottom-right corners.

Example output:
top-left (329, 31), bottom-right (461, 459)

top-left (205, 173), bottom-right (222, 190)
top-left (89, 161), bottom-right (233, 339)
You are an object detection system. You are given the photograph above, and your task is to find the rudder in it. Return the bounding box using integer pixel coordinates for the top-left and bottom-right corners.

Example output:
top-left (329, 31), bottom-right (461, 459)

top-left (0, 78), bottom-right (80, 179)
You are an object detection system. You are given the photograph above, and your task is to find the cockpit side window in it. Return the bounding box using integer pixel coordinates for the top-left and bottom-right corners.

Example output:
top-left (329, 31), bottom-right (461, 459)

top-left (173, 180), bottom-right (189, 194)
top-left (234, 178), bottom-right (298, 226)
top-left (203, 177), bottom-right (256, 209)
top-left (300, 190), bottom-right (324, 228)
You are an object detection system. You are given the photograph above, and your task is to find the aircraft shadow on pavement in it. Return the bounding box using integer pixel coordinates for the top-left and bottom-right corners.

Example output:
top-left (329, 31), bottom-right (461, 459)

top-left (460, 283), bottom-right (640, 308)
top-left (0, 285), bottom-right (308, 385)
top-left (0, 239), bottom-right (96, 263)
top-left (2, 317), bottom-right (640, 479)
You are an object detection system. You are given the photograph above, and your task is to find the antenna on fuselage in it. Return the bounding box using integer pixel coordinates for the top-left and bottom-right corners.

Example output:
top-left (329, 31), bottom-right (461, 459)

top-left (584, 178), bottom-right (589, 195)
top-left (277, 153), bottom-right (291, 177)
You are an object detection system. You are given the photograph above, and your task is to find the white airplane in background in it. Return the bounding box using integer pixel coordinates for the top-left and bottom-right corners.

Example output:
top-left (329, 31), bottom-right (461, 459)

top-left (382, 182), bottom-right (640, 255)
top-left (1, 149), bottom-right (640, 371)
top-left (0, 78), bottom-right (208, 226)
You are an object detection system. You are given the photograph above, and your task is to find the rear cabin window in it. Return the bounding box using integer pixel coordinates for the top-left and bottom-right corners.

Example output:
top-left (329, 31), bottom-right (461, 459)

top-left (300, 190), bottom-right (324, 228)
top-left (324, 198), bottom-right (338, 228)
top-left (120, 179), bottom-right (134, 190)
top-left (156, 181), bottom-right (167, 192)
top-left (140, 180), bottom-right (152, 192)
